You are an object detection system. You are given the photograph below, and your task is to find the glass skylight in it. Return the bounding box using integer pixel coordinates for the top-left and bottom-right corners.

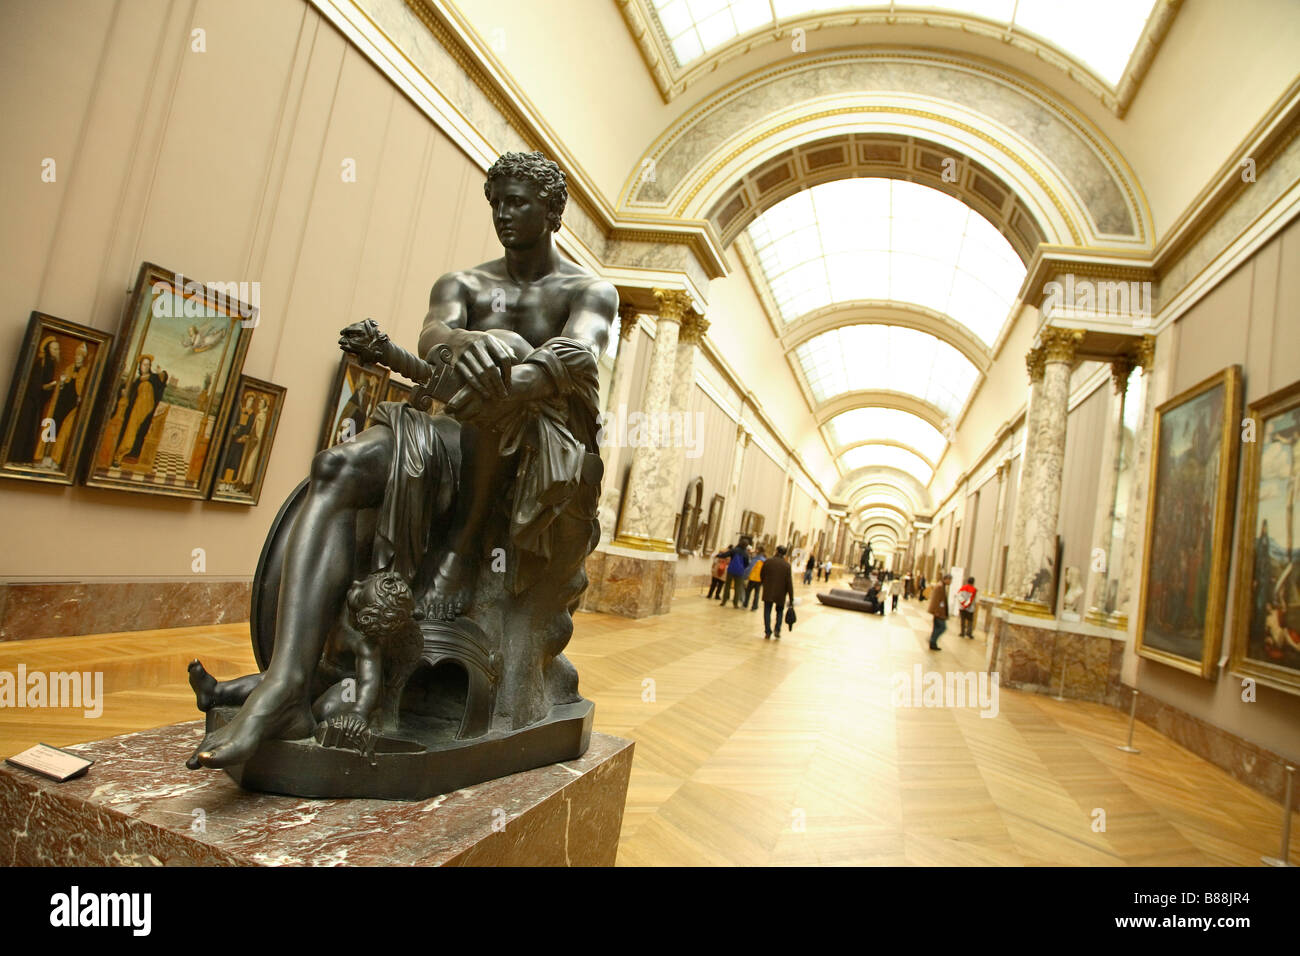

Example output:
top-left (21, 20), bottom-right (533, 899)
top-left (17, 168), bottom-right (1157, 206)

top-left (839, 444), bottom-right (934, 485)
top-left (747, 179), bottom-right (1026, 344)
top-left (794, 325), bottom-right (979, 418)
top-left (650, 1), bottom-right (1158, 85)
top-left (824, 407), bottom-right (947, 464)
top-left (850, 485), bottom-right (915, 514)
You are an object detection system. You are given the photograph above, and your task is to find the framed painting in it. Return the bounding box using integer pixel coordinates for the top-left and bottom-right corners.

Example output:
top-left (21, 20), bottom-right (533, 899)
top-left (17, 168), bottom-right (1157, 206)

top-left (0, 312), bottom-right (112, 485)
top-left (84, 263), bottom-right (255, 498)
top-left (703, 493), bottom-right (725, 553)
top-left (1135, 365), bottom-right (1242, 677)
top-left (319, 353), bottom-right (388, 451)
top-left (1229, 378), bottom-right (1300, 695)
top-left (383, 379), bottom-right (412, 408)
top-left (209, 376), bottom-right (286, 506)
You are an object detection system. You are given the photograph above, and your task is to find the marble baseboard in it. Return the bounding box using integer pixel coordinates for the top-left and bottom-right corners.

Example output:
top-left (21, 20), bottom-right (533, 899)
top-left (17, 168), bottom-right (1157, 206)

top-left (0, 580), bottom-right (252, 641)
top-left (0, 721), bottom-right (634, 866)
top-left (1119, 685), bottom-right (1296, 806)
top-left (582, 550), bottom-right (676, 618)
top-left (988, 616), bottom-right (1125, 707)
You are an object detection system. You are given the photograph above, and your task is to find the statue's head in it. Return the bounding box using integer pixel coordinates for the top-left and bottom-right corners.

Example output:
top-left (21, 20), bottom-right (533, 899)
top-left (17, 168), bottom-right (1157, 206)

top-left (347, 571), bottom-right (414, 639)
top-left (484, 151), bottom-right (567, 247)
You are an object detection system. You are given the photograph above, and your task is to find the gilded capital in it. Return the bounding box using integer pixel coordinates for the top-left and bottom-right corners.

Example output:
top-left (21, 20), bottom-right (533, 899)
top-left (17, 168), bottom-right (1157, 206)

top-left (617, 304), bottom-right (639, 341)
top-left (678, 311), bottom-right (710, 344)
top-left (1134, 334), bottom-right (1155, 369)
top-left (1025, 346), bottom-right (1046, 383)
top-left (652, 288), bottom-right (691, 325)
top-left (736, 424), bottom-right (751, 447)
top-left (1041, 327), bottom-right (1085, 364)
top-left (1110, 354), bottom-right (1134, 395)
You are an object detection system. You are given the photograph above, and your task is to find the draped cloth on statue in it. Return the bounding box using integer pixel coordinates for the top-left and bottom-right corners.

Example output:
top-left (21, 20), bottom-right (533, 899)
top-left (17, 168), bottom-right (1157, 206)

top-left (369, 402), bottom-right (460, 581)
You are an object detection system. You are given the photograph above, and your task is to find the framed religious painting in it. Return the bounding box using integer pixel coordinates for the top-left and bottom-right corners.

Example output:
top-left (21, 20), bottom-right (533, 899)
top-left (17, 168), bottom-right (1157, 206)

top-left (319, 353), bottom-right (388, 452)
top-left (383, 378), bottom-right (412, 408)
top-left (84, 263), bottom-right (256, 498)
top-left (1135, 365), bottom-right (1242, 677)
top-left (1229, 379), bottom-right (1300, 695)
top-left (209, 376), bottom-right (286, 506)
top-left (0, 312), bottom-right (112, 485)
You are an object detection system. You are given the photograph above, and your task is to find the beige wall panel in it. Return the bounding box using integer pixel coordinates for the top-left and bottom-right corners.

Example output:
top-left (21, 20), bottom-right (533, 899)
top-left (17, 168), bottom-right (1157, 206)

top-left (1057, 383), bottom-right (1109, 586)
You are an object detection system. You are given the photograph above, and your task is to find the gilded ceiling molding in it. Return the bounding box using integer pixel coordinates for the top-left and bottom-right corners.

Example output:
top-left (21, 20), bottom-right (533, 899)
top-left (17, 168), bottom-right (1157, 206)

top-left (836, 438), bottom-right (938, 470)
top-left (615, 0), bottom-right (1180, 118)
top-left (618, 49), bottom-right (1151, 247)
top-left (831, 465), bottom-right (933, 512)
top-left (816, 389), bottom-right (950, 431)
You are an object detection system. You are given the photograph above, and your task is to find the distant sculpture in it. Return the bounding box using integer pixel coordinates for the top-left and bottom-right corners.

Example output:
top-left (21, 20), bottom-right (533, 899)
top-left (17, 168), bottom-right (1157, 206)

top-left (185, 151), bottom-right (617, 799)
top-left (1061, 565), bottom-right (1084, 620)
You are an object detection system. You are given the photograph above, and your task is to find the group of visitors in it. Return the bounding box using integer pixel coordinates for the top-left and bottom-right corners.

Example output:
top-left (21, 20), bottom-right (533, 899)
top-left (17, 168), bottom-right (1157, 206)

top-left (923, 573), bottom-right (979, 649)
top-left (706, 539), bottom-right (805, 640)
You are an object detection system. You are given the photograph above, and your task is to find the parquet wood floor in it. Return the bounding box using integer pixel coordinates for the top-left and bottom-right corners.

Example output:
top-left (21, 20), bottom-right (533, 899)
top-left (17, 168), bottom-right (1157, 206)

top-left (1, 574), bottom-right (1295, 866)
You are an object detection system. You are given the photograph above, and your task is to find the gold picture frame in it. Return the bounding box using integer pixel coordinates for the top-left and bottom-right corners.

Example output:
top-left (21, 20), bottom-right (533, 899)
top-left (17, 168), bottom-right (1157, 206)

top-left (1135, 364), bottom-right (1241, 678)
top-left (208, 375), bottom-right (287, 506)
top-left (0, 312), bottom-right (113, 485)
top-left (1228, 378), bottom-right (1300, 695)
top-left (319, 354), bottom-right (389, 452)
top-left (84, 263), bottom-right (256, 499)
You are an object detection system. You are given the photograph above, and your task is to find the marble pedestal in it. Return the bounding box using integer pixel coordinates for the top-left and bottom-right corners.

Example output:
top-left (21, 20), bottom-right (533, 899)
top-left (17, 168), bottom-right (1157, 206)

top-left (0, 721), bottom-right (634, 866)
top-left (987, 614), bottom-right (1125, 706)
top-left (582, 548), bottom-right (675, 618)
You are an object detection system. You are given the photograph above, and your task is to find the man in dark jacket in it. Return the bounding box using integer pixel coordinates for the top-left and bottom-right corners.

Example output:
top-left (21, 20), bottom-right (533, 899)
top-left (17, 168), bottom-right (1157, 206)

top-left (760, 545), bottom-right (796, 640)
top-left (927, 573), bottom-right (951, 650)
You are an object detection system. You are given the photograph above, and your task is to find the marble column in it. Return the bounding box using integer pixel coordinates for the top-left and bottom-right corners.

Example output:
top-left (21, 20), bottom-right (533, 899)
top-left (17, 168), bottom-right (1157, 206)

top-left (613, 289), bottom-right (688, 552)
top-left (597, 305), bottom-right (642, 542)
top-left (1115, 337), bottom-right (1157, 622)
top-left (1084, 352), bottom-right (1135, 625)
top-left (719, 423), bottom-right (751, 547)
top-left (985, 460), bottom-right (1010, 595)
top-left (1008, 327), bottom-right (1084, 614)
top-left (1002, 346), bottom-right (1047, 609)
top-left (659, 308), bottom-right (709, 543)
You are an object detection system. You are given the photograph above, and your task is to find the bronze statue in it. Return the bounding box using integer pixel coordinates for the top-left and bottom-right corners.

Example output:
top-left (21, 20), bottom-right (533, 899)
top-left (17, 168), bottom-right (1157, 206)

top-left (185, 151), bottom-right (617, 799)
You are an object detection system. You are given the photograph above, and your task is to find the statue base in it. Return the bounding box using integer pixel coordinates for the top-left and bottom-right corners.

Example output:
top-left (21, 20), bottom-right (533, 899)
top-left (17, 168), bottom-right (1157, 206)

top-left (0, 719), bottom-right (633, 866)
top-left (208, 699), bottom-right (594, 800)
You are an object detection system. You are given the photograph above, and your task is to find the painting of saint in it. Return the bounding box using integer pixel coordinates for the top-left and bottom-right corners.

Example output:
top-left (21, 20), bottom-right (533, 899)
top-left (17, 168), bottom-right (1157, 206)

top-left (1136, 366), bottom-right (1241, 677)
top-left (84, 263), bottom-right (255, 498)
top-left (319, 354), bottom-right (388, 452)
top-left (210, 375), bottom-right (286, 506)
top-left (1230, 379), bottom-right (1300, 694)
top-left (0, 313), bottom-right (112, 485)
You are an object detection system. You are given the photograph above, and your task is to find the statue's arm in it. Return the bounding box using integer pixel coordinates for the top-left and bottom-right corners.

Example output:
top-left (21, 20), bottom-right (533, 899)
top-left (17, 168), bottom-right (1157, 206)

top-left (420, 272), bottom-right (516, 401)
top-left (559, 279), bottom-right (617, 359)
top-left (417, 273), bottom-right (472, 359)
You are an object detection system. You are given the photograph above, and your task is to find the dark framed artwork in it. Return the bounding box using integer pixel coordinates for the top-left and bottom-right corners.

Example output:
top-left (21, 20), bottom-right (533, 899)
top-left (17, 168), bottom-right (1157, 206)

top-left (1229, 378), bottom-right (1300, 695)
top-left (703, 493), bottom-right (725, 553)
top-left (1136, 365), bottom-right (1242, 677)
top-left (209, 376), bottom-right (286, 506)
top-left (84, 263), bottom-right (255, 498)
top-left (319, 354), bottom-right (388, 452)
top-left (383, 379), bottom-right (412, 408)
top-left (0, 312), bottom-right (112, 485)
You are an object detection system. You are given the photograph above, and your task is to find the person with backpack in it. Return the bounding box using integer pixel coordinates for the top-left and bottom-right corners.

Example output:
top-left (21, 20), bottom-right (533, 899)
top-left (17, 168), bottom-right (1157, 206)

top-left (760, 545), bottom-right (795, 640)
top-left (958, 576), bottom-right (978, 637)
top-left (719, 541), bottom-right (749, 608)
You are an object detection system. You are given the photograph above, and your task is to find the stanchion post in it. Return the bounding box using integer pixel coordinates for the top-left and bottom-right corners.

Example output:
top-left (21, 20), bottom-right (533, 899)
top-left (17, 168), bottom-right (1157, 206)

top-left (1117, 688), bottom-right (1141, 754)
top-left (1053, 662), bottom-right (1067, 702)
top-left (1262, 764), bottom-right (1296, 868)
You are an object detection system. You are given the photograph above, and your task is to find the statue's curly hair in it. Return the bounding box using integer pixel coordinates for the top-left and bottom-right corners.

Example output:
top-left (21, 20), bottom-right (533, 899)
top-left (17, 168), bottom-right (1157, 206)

top-left (483, 151), bottom-right (567, 232)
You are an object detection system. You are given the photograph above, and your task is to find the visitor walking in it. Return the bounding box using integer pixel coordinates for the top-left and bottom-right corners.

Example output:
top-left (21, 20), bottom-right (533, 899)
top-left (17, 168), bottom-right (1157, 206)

top-left (706, 550), bottom-right (728, 599)
top-left (958, 576), bottom-right (977, 637)
top-left (927, 573), bottom-right (951, 649)
top-left (760, 545), bottom-right (795, 640)
top-left (803, 554), bottom-right (815, 585)
top-left (744, 546), bottom-right (766, 610)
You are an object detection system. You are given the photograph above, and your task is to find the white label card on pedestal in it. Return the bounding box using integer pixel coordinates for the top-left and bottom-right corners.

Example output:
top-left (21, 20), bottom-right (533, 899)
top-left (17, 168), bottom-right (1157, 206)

top-left (5, 743), bottom-right (94, 782)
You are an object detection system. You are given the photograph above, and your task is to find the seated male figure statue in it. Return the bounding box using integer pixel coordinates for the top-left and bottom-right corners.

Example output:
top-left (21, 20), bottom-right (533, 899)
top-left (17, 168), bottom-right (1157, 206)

top-left (187, 151), bottom-right (616, 770)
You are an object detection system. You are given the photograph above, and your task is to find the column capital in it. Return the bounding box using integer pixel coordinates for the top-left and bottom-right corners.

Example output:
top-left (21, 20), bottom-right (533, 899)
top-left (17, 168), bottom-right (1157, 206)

top-left (736, 423), bottom-right (751, 447)
top-left (1110, 353), bottom-right (1134, 394)
top-left (652, 288), bottom-right (692, 324)
top-left (1025, 345), bottom-right (1046, 383)
top-left (1133, 334), bottom-right (1156, 369)
top-left (617, 304), bottom-right (639, 340)
top-left (678, 310), bottom-right (710, 344)
top-left (1040, 327), bottom-right (1085, 365)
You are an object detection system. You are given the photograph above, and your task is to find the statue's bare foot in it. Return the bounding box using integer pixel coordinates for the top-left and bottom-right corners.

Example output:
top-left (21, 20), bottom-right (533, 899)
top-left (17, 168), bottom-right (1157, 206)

top-left (188, 660), bottom-right (217, 712)
top-left (418, 551), bottom-right (476, 622)
top-left (185, 680), bottom-right (315, 770)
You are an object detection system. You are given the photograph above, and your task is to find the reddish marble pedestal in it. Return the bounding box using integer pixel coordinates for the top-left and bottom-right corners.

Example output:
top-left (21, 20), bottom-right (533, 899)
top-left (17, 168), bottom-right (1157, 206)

top-left (0, 721), bottom-right (633, 866)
